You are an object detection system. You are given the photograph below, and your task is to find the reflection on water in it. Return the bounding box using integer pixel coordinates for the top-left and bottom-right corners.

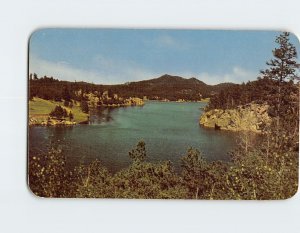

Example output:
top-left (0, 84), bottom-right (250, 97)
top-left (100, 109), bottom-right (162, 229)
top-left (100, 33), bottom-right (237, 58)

top-left (29, 101), bottom-right (239, 173)
top-left (89, 107), bottom-right (115, 124)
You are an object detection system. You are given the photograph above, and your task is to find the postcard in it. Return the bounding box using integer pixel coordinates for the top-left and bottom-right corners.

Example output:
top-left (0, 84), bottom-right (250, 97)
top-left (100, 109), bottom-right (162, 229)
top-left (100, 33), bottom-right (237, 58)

top-left (28, 29), bottom-right (299, 199)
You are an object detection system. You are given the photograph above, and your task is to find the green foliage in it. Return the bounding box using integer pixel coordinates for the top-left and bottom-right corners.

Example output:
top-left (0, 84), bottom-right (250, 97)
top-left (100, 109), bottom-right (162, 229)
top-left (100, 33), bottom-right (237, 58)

top-left (80, 100), bottom-right (89, 113)
top-left (28, 148), bottom-right (76, 197)
top-left (75, 160), bottom-right (112, 198)
top-left (69, 111), bottom-right (74, 121)
top-left (208, 32), bottom-right (299, 112)
top-left (28, 74), bottom-right (233, 102)
top-left (261, 32), bottom-right (299, 83)
top-left (259, 32), bottom-right (299, 149)
top-left (207, 77), bottom-right (278, 110)
top-left (29, 97), bottom-right (89, 124)
top-left (28, 32), bottom-right (298, 199)
top-left (129, 141), bottom-right (146, 164)
top-left (111, 161), bottom-right (188, 199)
top-left (181, 148), bottom-right (208, 198)
top-left (62, 85), bottom-right (71, 101)
top-left (28, 136), bottom-right (298, 199)
top-left (69, 101), bottom-right (73, 108)
top-left (49, 105), bottom-right (68, 119)
top-left (64, 100), bottom-right (70, 107)
top-left (228, 146), bottom-right (298, 199)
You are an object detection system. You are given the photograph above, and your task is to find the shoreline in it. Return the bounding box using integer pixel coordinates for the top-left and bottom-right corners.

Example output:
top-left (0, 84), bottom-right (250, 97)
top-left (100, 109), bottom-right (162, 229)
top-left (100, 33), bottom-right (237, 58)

top-left (29, 99), bottom-right (209, 127)
top-left (199, 103), bottom-right (271, 133)
top-left (145, 99), bottom-right (210, 103)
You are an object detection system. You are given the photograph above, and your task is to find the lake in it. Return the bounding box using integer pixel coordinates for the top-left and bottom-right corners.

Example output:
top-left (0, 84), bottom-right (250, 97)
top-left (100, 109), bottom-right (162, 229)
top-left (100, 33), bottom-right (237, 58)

top-left (28, 101), bottom-right (238, 173)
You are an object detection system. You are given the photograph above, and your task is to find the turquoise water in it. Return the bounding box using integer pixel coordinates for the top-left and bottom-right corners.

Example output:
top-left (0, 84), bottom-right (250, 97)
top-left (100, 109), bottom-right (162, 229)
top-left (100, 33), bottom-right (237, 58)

top-left (29, 101), bottom-right (237, 172)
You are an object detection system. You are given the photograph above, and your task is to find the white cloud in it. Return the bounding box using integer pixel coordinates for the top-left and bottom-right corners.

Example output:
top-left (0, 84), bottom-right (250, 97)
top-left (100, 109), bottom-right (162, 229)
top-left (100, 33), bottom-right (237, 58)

top-left (29, 54), bottom-right (257, 85)
top-left (29, 55), bottom-right (102, 83)
top-left (145, 34), bottom-right (188, 50)
top-left (180, 67), bottom-right (258, 85)
top-left (29, 54), bottom-right (160, 84)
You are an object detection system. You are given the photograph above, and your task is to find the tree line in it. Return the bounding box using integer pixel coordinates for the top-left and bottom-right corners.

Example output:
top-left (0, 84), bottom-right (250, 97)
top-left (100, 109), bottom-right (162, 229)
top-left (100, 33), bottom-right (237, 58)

top-left (28, 32), bottom-right (299, 199)
top-left (29, 74), bottom-right (234, 102)
top-left (208, 32), bottom-right (299, 149)
top-left (28, 132), bottom-right (298, 199)
top-left (208, 32), bottom-right (299, 114)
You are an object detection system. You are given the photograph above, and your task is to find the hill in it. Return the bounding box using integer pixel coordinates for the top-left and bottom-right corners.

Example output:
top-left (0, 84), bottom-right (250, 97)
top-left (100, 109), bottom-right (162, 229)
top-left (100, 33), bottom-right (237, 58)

top-left (29, 73), bottom-right (236, 102)
top-left (29, 97), bottom-right (89, 125)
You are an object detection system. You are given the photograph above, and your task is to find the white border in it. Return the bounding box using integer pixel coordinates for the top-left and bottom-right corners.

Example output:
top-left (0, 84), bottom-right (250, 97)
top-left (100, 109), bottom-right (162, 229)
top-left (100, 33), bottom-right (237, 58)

top-left (0, 0), bottom-right (299, 233)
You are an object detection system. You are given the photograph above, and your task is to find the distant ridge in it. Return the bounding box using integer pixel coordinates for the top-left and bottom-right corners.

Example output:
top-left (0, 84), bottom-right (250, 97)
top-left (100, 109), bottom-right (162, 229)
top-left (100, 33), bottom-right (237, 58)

top-left (29, 73), bottom-right (237, 101)
top-left (105, 74), bottom-right (236, 101)
top-left (130, 74), bottom-right (207, 85)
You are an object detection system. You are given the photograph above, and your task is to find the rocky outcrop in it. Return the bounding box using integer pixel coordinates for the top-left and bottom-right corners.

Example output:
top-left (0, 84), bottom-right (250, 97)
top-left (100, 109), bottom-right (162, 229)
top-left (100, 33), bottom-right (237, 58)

top-left (123, 97), bottom-right (144, 106)
top-left (199, 103), bottom-right (271, 133)
top-left (29, 117), bottom-right (77, 126)
top-left (81, 91), bottom-right (144, 107)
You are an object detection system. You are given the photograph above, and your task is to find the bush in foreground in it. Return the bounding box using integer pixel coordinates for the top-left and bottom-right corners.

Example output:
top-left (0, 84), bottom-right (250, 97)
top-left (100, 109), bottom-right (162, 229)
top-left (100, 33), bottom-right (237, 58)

top-left (28, 134), bottom-right (298, 199)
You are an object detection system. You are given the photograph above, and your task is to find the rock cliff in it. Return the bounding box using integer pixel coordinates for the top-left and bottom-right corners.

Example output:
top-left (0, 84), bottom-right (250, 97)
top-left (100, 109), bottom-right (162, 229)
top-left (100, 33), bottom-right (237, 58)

top-left (29, 117), bottom-right (77, 126)
top-left (199, 103), bottom-right (271, 133)
top-left (82, 92), bottom-right (144, 107)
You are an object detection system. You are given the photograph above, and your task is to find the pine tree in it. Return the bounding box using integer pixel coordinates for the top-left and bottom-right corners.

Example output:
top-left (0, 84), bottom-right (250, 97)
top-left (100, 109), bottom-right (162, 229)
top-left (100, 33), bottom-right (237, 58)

top-left (69, 111), bottom-right (74, 121)
top-left (260, 32), bottom-right (299, 152)
top-left (129, 141), bottom-right (146, 164)
top-left (261, 32), bottom-right (299, 83)
top-left (80, 100), bottom-right (89, 113)
top-left (260, 32), bottom-right (299, 123)
top-left (62, 86), bottom-right (71, 101)
top-left (49, 105), bottom-right (68, 119)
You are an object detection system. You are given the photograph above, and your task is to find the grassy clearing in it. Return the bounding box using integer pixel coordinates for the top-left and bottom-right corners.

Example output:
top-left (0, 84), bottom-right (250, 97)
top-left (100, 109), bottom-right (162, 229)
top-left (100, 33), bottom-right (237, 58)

top-left (29, 97), bottom-right (88, 123)
top-left (199, 98), bottom-right (210, 103)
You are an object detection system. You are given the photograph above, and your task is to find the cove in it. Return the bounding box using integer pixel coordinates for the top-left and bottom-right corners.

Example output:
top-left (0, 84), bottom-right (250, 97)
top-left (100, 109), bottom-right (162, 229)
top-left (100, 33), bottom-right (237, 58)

top-left (28, 101), bottom-right (238, 173)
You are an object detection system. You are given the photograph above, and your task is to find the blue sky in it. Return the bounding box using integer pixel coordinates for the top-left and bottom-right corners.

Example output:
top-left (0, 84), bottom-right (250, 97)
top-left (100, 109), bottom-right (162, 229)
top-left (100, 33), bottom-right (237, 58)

top-left (29, 29), bottom-right (300, 85)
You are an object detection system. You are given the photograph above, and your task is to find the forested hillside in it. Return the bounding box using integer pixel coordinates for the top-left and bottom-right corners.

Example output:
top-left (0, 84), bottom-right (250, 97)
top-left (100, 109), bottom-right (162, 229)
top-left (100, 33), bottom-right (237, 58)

top-left (28, 32), bottom-right (299, 199)
top-left (207, 77), bottom-right (298, 116)
top-left (29, 74), bottom-right (234, 102)
top-left (206, 32), bottom-right (299, 136)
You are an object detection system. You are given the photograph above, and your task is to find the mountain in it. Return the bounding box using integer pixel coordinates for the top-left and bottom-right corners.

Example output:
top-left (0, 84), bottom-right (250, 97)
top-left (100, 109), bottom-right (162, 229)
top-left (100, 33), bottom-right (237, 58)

top-left (29, 74), bottom-right (236, 101)
top-left (104, 74), bottom-right (235, 101)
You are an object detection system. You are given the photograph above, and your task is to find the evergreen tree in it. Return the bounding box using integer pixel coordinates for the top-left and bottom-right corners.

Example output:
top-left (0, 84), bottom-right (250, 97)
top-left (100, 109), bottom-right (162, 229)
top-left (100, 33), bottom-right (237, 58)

top-left (181, 148), bottom-right (209, 199)
top-left (129, 141), bottom-right (146, 164)
top-left (64, 100), bottom-right (70, 107)
top-left (80, 100), bottom-right (89, 113)
top-left (62, 86), bottom-right (71, 101)
top-left (260, 32), bottom-right (299, 144)
top-left (260, 32), bottom-right (299, 117)
top-left (69, 111), bottom-right (74, 121)
top-left (49, 105), bottom-right (68, 119)
top-left (260, 32), bottom-right (299, 83)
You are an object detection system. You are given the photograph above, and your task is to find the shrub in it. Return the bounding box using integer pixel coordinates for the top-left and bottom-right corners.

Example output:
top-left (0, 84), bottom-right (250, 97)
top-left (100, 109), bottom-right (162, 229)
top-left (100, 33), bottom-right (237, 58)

top-left (49, 105), bottom-right (68, 119)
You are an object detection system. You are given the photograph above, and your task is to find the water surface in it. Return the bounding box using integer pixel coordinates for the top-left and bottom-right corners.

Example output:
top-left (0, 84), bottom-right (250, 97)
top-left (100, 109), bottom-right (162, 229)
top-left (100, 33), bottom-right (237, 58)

top-left (29, 101), bottom-right (237, 172)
